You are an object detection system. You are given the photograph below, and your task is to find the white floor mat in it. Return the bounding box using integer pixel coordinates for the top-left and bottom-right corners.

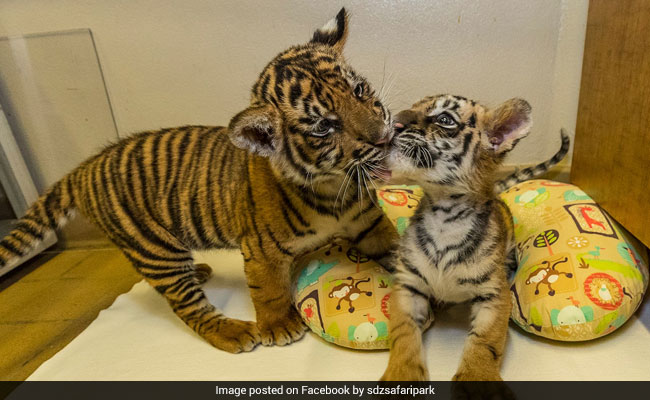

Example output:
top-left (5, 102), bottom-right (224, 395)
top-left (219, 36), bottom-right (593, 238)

top-left (27, 249), bottom-right (650, 381)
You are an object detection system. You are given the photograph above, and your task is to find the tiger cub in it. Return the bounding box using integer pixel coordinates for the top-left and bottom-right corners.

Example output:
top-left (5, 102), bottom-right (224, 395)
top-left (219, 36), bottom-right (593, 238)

top-left (381, 94), bottom-right (569, 381)
top-left (0, 9), bottom-right (399, 353)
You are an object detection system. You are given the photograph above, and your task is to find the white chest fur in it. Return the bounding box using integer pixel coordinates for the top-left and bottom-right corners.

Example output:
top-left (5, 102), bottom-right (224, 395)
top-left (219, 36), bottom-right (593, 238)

top-left (400, 196), bottom-right (498, 304)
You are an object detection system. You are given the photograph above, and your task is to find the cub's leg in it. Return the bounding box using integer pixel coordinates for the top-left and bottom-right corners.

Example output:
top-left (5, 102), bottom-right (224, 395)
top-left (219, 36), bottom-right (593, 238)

top-left (381, 280), bottom-right (433, 381)
top-left (123, 249), bottom-right (260, 353)
top-left (453, 281), bottom-right (511, 381)
top-left (243, 253), bottom-right (308, 347)
top-left (351, 213), bottom-right (400, 271)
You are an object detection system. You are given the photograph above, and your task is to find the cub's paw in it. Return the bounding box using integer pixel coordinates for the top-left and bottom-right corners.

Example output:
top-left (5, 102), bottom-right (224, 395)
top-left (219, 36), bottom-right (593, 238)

top-left (380, 361), bottom-right (429, 382)
top-left (204, 318), bottom-right (261, 353)
top-left (259, 307), bottom-right (308, 347)
top-left (453, 365), bottom-right (502, 382)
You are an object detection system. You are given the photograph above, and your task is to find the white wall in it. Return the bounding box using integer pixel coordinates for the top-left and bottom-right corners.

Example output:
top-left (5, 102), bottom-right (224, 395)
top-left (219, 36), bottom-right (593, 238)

top-left (0, 0), bottom-right (588, 189)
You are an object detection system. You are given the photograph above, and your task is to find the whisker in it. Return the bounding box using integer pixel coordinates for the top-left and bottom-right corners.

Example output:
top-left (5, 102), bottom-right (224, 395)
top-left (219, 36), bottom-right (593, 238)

top-left (365, 163), bottom-right (390, 183)
top-left (422, 147), bottom-right (433, 168)
top-left (335, 165), bottom-right (354, 211)
top-left (360, 165), bottom-right (380, 209)
top-left (356, 165), bottom-right (363, 215)
top-left (340, 165), bottom-right (355, 214)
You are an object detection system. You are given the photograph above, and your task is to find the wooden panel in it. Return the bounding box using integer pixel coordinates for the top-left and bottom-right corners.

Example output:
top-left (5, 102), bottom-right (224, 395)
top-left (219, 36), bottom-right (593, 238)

top-left (571, 0), bottom-right (650, 247)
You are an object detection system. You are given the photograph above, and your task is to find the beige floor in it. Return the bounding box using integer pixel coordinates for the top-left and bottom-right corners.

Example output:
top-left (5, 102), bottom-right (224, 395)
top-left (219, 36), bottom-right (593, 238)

top-left (0, 242), bottom-right (141, 381)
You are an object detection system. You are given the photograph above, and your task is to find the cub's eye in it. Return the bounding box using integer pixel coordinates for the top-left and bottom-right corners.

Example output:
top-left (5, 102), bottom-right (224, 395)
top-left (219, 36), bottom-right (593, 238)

top-left (312, 119), bottom-right (336, 137)
top-left (435, 112), bottom-right (457, 129)
top-left (354, 83), bottom-right (364, 99)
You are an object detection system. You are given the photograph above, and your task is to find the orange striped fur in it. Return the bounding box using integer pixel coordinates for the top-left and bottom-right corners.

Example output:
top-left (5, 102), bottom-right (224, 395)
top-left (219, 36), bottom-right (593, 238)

top-left (0, 8), bottom-right (399, 353)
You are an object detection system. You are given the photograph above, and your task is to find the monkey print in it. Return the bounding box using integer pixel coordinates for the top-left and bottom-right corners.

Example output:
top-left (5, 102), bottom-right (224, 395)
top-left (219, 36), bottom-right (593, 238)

top-left (525, 257), bottom-right (573, 296)
top-left (328, 277), bottom-right (373, 313)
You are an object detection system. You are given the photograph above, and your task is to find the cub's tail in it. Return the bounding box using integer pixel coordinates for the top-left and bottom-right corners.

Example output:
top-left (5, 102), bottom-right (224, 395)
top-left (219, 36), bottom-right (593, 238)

top-left (494, 129), bottom-right (570, 193)
top-left (0, 173), bottom-right (77, 270)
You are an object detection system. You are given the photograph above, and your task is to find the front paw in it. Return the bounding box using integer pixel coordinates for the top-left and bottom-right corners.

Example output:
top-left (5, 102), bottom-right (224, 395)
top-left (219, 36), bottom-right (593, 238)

top-left (453, 367), bottom-right (502, 381)
top-left (380, 361), bottom-right (428, 382)
top-left (203, 318), bottom-right (261, 354)
top-left (258, 307), bottom-right (308, 346)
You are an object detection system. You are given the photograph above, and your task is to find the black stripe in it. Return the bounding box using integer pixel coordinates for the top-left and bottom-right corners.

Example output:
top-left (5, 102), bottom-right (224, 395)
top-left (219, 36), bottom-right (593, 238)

top-left (468, 113), bottom-right (476, 128)
top-left (415, 222), bottom-right (437, 260)
top-left (451, 132), bottom-right (474, 165)
top-left (276, 184), bottom-right (310, 227)
top-left (243, 154), bottom-right (267, 258)
top-left (214, 140), bottom-right (234, 244)
top-left (176, 286), bottom-right (202, 305)
top-left (134, 137), bottom-right (160, 226)
top-left (442, 203), bottom-right (493, 267)
top-left (431, 203), bottom-right (458, 213)
top-left (260, 74), bottom-right (271, 99)
top-left (263, 293), bottom-right (285, 305)
top-left (15, 222), bottom-right (44, 240)
top-left (168, 132), bottom-right (193, 238)
top-left (352, 215), bottom-right (383, 244)
top-left (9, 232), bottom-right (30, 246)
top-left (173, 294), bottom-right (206, 311)
top-left (286, 181), bottom-right (338, 217)
top-left (274, 82), bottom-right (285, 103)
top-left (402, 284), bottom-right (430, 300)
top-left (190, 192), bottom-right (210, 248)
top-left (280, 207), bottom-right (314, 237)
top-left (292, 141), bottom-right (314, 165)
top-left (458, 269), bottom-right (494, 285)
top-left (485, 344), bottom-right (499, 360)
top-left (265, 225), bottom-right (293, 256)
top-left (402, 257), bottom-right (431, 286)
top-left (472, 293), bottom-right (498, 303)
top-left (206, 140), bottom-right (229, 245)
top-left (289, 82), bottom-right (302, 107)
top-left (351, 200), bottom-right (376, 221)
top-left (443, 207), bottom-right (473, 223)
top-left (283, 134), bottom-right (311, 179)
top-left (43, 188), bottom-right (61, 229)
top-left (0, 239), bottom-right (23, 256)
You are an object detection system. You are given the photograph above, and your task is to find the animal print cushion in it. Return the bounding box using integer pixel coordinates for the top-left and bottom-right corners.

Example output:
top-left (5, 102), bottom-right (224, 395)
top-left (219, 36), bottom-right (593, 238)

top-left (294, 181), bottom-right (648, 348)
top-left (376, 185), bottom-right (423, 235)
top-left (501, 180), bottom-right (649, 341)
top-left (292, 185), bottom-right (424, 349)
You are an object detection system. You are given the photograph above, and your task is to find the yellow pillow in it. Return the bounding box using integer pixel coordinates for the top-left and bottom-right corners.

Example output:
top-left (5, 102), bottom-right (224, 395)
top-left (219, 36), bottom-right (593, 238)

top-left (294, 181), bottom-right (648, 346)
top-left (500, 180), bottom-right (649, 341)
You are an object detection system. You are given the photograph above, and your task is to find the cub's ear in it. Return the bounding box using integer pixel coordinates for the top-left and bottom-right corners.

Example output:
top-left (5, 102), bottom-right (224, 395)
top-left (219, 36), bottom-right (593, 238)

top-left (228, 104), bottom-right (281, 157)
top-left (485, 98), bottom-right (532, 154)
top-left (310, 8), bottom-right (348, 53)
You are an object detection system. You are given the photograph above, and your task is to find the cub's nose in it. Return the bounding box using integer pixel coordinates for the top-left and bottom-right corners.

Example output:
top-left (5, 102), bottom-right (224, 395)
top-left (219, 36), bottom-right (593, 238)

top-left (393, 110), bottom-right (418, 133)
top-left (393, 123), bottom-right (406, 134)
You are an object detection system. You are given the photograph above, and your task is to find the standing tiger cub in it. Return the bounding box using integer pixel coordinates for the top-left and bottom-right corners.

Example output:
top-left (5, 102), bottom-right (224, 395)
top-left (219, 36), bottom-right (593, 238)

top-left (381, 94), bottom-right (569, 381)
top-left (0, 9), bottom-right (399, 353)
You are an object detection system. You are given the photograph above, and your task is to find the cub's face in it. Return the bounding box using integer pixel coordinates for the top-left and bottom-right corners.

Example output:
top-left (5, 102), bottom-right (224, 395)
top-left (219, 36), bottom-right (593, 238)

top-left (388, 94), bottom-right (532, 190)
top-left (229, 9), bottom-right (392, 187)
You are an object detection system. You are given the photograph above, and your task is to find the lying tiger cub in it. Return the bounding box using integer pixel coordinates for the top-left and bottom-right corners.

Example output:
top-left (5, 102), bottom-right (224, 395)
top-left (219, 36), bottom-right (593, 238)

top-left (381, 94), bottom-right (568, 381)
